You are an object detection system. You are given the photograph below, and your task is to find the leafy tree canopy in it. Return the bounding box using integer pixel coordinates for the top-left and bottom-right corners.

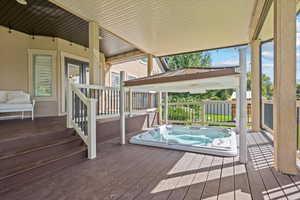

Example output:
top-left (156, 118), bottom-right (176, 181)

top-left (165, 52), bottom-right (211, 70)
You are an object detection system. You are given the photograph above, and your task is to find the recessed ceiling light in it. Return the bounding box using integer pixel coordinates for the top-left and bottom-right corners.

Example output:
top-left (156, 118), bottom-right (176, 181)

top-left (16, 0), bottom-right (27, 5)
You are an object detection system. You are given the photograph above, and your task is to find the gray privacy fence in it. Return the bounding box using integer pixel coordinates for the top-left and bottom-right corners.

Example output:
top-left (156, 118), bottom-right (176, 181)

top-left (205, 101), bottom-right (232, 115)
top-left (263, 103), bottom-right (273, 129)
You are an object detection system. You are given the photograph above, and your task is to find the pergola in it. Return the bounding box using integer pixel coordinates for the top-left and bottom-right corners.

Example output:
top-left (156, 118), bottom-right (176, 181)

top-left (50, 0), bottom-right (299, 174)
top-left (121, 49), bottom-right (248, 163)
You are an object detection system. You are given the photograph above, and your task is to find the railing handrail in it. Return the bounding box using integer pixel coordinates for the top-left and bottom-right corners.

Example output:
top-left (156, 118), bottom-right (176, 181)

top-left (67, 80), bottom-right (97, 159)
top-left (75, 83), bottom-right (120, 91)
top-left (75, 83), bottom-right (158, 95)
top-left (168, 100), bottom-right (251, 106)
top-left (71, 83), bottom-right (91, 104)
top-left (169, 101), bottom-right (233, 105)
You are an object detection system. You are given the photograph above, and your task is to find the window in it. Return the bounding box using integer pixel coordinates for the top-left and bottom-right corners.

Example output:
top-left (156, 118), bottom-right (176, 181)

top-left (260, 41), bottom-right (274, 100)
top-left (28, 49), bottom-right (56, 100)
top-left (111, 72), bottom-right (120, 87)
top-left (127, 75), bottom-right (137, 80)
top-left (33, 55), bottom-right (53, 97)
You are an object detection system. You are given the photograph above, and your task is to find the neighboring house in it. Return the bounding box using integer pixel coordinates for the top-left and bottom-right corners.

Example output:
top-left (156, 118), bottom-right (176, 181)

top-left (230, 91), bottom-right (252, 120)
top-left (230, 91), bottom-right (252, 100)
top-left (107, 58), bottom-right (163, 87)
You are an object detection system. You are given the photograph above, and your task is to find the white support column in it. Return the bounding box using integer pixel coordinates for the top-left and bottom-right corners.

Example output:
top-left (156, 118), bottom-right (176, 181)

top-left (158, 92), bottom-right (162, 125)
top-left (239, 48), bottom-right (248, 163)
top-left (273, 0), bottom-right (297, 174)
top-left (67, 79), bottom-right (73, 128)
top-left (251, 40), bottom-right (261, 132)
top-left (164, 92), bottom-right (168, 124)
top-left (89, 21), bottom-right (100, 85)
top-left (147, 54), bottom-right (153, 76)
top-left (120, 71), bottom-right (126, 145)
top-left (201, 102), bottom-right (206, 126)
top-left (235, 88), bottom-right (240, 132)
top-left (87, 99), bottom-right (97, 159)
top-left (129, 89), bottom-right (133, 116)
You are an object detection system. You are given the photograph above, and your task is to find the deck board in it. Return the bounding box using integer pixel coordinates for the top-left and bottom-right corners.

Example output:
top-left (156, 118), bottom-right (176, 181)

top-left (248, 134), bottom-right (287, 199)
top-left (200, 156), bottom-right (223, 200)
top-left (150, 152), bottom-right (197, 200)
top-left (2, 131), bottom-right (300, 200)
top-left (234, 156), bottom-right (252, 200)
top-left (254, 133), bottom-right (300, 199)
top-left (217, 157), bottom-right (234, 200)
top-left (167, 154), bottom-right (205, 200)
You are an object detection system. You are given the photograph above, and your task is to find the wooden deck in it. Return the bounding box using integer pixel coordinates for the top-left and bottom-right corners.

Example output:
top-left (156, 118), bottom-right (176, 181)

top-left (2, 131), bottom-right (300, 200)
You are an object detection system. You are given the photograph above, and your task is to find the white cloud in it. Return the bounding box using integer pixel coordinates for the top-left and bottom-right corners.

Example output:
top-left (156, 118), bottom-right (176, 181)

top-left (262, 63), bottom-right (273, 68)
top-left (213, 60), bottom-right (239, 66)
top-left (261, 51), bottom-right (273, 57)
top-left (297, 21), bottom-right (300, 32)
top-left (297, 33), bottom-right (300, 46)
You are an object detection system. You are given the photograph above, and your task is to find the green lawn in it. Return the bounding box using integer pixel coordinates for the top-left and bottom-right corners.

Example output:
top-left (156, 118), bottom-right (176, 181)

top-left (206, 114), bottom-right (233, 122)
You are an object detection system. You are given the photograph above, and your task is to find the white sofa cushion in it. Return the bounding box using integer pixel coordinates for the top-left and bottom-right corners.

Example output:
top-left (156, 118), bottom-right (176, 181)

top-left (6, 92), bottom-right (31, 104)
top-left (0, 103), bottom-right (33, 110)
top-left (0, 91), bottom-right (7, 103)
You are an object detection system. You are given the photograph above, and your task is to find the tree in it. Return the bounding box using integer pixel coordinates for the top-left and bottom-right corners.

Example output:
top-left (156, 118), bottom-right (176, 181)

top-left (261, 74), bottom-right (273, 100)
top-left (165, 52), bottom-right (211, 70)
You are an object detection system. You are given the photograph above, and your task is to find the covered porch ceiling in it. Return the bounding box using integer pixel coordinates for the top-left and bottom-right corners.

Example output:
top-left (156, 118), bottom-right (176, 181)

top-left (0, 0), bottom-right (138, 58)
top-left (50, 0), bottom-right (257, 56)
top-left (49, 0), bottom-right (300, 56)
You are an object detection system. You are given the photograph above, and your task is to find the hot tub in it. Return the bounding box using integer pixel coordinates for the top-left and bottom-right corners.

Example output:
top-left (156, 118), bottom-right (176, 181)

top-left (129, 125), bottom-right (237, 156)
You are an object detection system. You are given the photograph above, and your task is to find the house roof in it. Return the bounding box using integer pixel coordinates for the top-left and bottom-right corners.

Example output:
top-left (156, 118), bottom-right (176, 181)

top-left (231, 91), bottom-right (252, 99)
top-left (123, 67), bottom-right (240, 92)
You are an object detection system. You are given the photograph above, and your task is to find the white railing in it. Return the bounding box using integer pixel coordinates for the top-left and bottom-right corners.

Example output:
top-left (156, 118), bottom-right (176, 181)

top-left (67, 81), bottom-right (97, 159)
top-left (164, 100), bottom-right (252, 126)
top-left (74, 84), bottom-right (159, 119)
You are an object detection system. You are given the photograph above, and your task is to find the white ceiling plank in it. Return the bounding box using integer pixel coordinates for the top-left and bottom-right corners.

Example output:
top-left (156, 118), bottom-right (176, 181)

top-left (51, 0), bottom-right (256, 56)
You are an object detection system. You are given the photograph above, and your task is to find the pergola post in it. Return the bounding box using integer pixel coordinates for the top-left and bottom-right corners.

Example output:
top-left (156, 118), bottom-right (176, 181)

top-left (235, 88), bottom-right (240, 132)
top-left (273, 0), bottom-right (297, 174)
top-left (239, 48), bottom-right (248, 163)
top-left (120, 71), bottom-right (126, 145)
top-left (164, 92), bottom-right (168, 124)
top-left (158, 92), bottom-right (162, 125)
top-left (89, 21), bottom-right (100, 85)
top-left (251, 40), bottom-right (261, 132)
top-left (147, 54), bottom-right (153, 76)
top-left (129, 89), bottom-right (133, 116)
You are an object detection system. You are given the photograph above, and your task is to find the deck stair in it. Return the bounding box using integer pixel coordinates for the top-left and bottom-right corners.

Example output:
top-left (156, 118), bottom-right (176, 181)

top-left (0, 126), bottom-right (87, 194)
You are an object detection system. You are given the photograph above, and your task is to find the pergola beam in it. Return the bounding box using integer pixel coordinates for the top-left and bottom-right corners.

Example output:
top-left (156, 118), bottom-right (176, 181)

top-left (249, 0), bottom-right (273, 41)
top-left (106, 50), bottom-right (145, 65)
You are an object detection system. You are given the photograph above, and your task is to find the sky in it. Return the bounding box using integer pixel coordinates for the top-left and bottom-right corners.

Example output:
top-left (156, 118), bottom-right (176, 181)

top-left (206, 15), bottom-right (300, 83)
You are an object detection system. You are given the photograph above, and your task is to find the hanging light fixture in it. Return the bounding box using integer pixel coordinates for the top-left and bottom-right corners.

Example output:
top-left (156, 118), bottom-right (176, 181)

top-left (16, 0), bottom-right (27, 5)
